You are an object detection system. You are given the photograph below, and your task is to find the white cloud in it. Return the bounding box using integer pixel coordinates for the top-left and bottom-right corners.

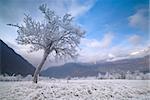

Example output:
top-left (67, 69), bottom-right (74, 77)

top-left (78, 32), bottom-right (149, 63)
top-left (81, 32), bottom-right (114, 49)
top-left (67, 0), bottom-right (96, 17)
top-left (39, 0), bottom-right (96, 17)
top-left (130, 51), bottom-right (140, 56)
top-left (128, 8), bottom-right (148, 32)
top-left (108, 53), bottom-right (115, 58)
top-left (81, 38), bottom-right (101, 48)
top-left (78, 32), bottom-right (114, 62)
top-left (128, 34), bottom-right (142, 45)
top-left (100, 33), bottom-right (114, 48)
top-left (129, 47), bottom-right (150, 57)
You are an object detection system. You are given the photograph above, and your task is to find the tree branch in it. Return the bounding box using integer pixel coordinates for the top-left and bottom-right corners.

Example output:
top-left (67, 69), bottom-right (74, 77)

top-left (7, 24), bottom-right (21, 28)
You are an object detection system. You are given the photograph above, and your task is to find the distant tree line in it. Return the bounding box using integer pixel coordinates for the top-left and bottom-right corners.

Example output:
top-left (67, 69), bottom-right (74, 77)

top-left (0, 70), bottom-right (149, 81)
top-left (97, 70), bottom-right (150, 80)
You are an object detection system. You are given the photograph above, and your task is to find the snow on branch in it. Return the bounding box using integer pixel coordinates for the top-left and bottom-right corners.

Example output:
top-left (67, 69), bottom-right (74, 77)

top-left (7, 4), bottom-right (85, 60)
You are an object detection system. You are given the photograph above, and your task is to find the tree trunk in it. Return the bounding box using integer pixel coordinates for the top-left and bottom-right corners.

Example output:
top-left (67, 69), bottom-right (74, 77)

top-left (33, 51), bottom-right (48, 83)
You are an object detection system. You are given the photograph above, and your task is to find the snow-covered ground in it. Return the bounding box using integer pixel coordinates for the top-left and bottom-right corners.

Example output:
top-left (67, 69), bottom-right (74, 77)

top-left (0, 80), bottom-right (150, 100)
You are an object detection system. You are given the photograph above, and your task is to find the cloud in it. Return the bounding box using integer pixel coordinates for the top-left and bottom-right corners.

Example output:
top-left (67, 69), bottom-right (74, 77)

top-left (0, 0), bottom-right (96, 43)
top-left (78, 32), bottom-right (114, 62)
top-left (128, 8), bottom-right (148, 32)
top-left (81, 32), bottom-right (114, 49)
top-left (78, 32), bottom-right (149, 63)
top-left (0, 0), bottom-right (96, 22)
top-left (67, 0), bottom-right (96, 17)
top-left (41, 0), bottom-right (96, 17)
top-left (129, 47), bottom-right (150, 56)
top-left (100, 33), bottom-right (114, 48)
top-left (128, 34), bottom-right (142, 45)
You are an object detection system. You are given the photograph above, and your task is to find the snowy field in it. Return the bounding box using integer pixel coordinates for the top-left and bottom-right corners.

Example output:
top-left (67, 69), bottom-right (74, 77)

top-left (0, 80), bottom-right (150, 100)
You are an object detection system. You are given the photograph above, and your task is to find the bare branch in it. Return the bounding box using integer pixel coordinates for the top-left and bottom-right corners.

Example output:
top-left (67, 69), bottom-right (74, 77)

top-left (7, 24), bottom-right (21, 28)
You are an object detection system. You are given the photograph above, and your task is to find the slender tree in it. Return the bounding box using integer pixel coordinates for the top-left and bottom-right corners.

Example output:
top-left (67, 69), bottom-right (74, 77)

top-left (8, 4), bottom-right (85, 83)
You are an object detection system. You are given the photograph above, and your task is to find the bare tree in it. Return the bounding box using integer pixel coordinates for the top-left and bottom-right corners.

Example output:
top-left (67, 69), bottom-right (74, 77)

top-left (8, 4), bottom-right (85, 83)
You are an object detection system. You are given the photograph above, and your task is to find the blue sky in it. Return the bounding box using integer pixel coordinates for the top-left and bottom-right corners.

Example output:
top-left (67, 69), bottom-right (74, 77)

top-left (77, 0), bottom-right (148, 43)
top-left (0, 0), bottom-right (149, 67)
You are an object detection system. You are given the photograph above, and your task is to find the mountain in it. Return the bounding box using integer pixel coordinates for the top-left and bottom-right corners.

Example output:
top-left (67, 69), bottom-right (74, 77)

top-left (0, 39), bottom-right (35, 76)
top-left (41, 55), bottom-right (149, 78)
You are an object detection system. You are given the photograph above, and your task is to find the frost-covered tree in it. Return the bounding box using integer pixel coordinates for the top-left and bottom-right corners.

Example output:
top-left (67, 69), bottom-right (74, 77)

top-left (133, 70), bottom-right (144, 80)
top-left (66, 76), bottom-right (71, 83)
top-left (97, 72), bottom-right (103, 79)
top-left (8, 4), bottom-right (85, 83)
top-left (125, 71), bottom-right (133, 79)
top-left (104, 72), bottom-right (113, 79)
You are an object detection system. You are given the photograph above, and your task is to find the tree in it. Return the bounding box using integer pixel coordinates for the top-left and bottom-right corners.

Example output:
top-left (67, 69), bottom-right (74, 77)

top-left (125, 71), bottom-right (133, 79)
top-left (7, 4), bottom-right (85, 83)
top-left (66, 76), bottom-right (71, 83)
top-left (97, 72), bottom-right (103, 79)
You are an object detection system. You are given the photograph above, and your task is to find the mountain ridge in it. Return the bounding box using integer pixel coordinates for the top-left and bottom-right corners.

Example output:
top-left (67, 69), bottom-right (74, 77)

top-left (0, 39), bottom-right (35, 76)
top-left (41, 55), bottom-right (149, 78)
